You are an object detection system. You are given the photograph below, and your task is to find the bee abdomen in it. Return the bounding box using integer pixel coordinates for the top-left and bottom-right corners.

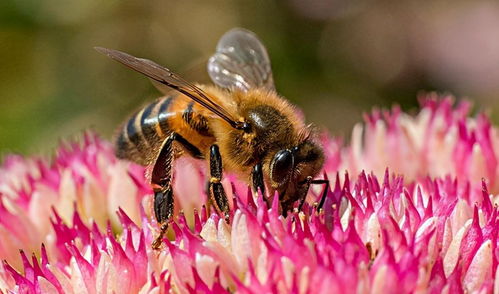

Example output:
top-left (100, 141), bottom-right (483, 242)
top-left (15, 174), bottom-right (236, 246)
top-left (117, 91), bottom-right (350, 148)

top-left (182, 101), bottom-right (213, 137)
top-left (115, 96), bottom-right (176, 165)
top-left (115, 95), bottom-right (215, 165)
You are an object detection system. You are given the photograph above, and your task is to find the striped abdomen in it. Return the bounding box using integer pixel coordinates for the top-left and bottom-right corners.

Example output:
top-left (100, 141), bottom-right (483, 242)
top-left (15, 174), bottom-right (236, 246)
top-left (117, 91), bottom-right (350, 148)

top-left (115, 95), bottom-right (215, 165)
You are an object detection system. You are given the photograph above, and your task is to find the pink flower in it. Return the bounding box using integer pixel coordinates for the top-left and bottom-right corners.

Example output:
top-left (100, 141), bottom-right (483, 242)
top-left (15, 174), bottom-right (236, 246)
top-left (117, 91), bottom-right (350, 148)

top-left (0, 95), bottom-right (497, 293)
top-left (337, 95), bottom-right (499, 195)
top-left (0, 133), bottom-right (149, 270)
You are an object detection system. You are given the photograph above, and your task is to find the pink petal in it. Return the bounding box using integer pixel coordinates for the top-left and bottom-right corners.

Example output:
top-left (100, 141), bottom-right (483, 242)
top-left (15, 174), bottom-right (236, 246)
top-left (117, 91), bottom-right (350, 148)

top-left (463, 240), bottom-right (493, 293)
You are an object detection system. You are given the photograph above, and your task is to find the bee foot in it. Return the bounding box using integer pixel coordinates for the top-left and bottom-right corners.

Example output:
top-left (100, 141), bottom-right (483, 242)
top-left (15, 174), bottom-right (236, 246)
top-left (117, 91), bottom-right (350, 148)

top-left (152, 223), bottom-right (169, 250)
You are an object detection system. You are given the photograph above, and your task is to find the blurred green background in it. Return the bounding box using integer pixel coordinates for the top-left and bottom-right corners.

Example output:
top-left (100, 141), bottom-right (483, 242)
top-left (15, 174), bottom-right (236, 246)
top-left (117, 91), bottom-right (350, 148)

top-left (2, 0), bottom-right (499, 155)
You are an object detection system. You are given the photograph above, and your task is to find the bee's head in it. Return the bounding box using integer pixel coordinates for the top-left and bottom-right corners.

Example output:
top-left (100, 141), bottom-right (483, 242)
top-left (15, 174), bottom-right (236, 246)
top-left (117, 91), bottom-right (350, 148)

top-left (268, 140), bottom-right (324, 202)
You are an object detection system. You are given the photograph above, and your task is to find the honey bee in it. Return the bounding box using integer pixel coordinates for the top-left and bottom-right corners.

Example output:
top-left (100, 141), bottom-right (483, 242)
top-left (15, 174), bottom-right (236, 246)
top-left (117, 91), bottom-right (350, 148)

top-left (96, 28), bottom-right (328, 249)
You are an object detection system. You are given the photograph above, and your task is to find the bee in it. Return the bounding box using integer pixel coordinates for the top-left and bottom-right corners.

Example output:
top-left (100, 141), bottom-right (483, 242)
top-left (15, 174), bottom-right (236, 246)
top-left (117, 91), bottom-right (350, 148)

top-left (96, 28), bottom-right (328, 249)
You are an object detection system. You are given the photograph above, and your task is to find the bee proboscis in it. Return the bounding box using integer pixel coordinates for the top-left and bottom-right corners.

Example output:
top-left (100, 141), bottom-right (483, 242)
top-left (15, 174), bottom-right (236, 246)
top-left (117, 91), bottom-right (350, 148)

top-left (96, 28), bottom-right (328, 249)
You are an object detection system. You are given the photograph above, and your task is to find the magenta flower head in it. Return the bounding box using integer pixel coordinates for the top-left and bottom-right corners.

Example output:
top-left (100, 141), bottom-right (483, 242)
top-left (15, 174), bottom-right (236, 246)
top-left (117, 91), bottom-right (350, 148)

top-left (0, 96), bottom-right (497, 293)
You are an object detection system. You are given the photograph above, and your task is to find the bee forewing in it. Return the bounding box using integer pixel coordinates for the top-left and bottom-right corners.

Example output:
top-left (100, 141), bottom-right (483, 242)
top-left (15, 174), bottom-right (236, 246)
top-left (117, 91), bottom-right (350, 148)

top-left (95, 47), bottom-right (241, 128)
top-left (207, 28), bottom-right (275, 92)
top-left (95, 47), bottom-right (187, 88)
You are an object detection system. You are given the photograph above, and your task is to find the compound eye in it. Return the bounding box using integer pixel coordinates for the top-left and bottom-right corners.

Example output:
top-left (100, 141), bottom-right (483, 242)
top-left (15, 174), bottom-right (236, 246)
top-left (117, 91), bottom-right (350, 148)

top-left (270, 149), bottom-right (294, 188)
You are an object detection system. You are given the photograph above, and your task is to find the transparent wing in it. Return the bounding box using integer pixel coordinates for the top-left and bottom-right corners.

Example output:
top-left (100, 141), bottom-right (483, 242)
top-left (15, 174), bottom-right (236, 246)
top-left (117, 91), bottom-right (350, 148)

top-left (96, 47), bottom-right (244, 130)
top-left (207, 28), bottom-right (274, 92)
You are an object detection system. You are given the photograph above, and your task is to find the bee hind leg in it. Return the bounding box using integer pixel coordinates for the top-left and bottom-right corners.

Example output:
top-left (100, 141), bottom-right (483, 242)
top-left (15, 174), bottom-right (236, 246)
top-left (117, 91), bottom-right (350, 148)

top-left (208, 144), bottom-right (230, 222)
top-left (151, 188), bottom-right (173, 249)
top-left (151, 132), bottom-right (202, 250)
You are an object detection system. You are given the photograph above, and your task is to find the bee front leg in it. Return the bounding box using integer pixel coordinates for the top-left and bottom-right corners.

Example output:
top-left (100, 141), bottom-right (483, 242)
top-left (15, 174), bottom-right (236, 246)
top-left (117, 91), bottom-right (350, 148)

top-left (208, 144), bottom-right (230, 222)
top-left (281, 199), bottom-right (294, 217)
top-left (296, 177), bottom-right (330, 213)
top-left (311, 179), bottom-right (330, 212)
top-left (252, 163), bottom-right (270, 207)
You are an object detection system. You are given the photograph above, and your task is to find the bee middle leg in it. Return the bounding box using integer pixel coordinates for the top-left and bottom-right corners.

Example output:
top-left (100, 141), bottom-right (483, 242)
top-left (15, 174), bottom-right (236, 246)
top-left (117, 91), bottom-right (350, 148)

top-left (208, 144), bottom-right (230, 222)
top-left (151, 132), bottom-right (203, 250)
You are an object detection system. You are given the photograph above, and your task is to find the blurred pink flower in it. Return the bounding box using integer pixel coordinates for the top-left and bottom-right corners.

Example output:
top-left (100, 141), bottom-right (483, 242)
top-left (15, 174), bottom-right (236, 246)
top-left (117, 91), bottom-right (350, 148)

top-left (0, 95), bottom-right (497, 293)
top-left (336, 94), bottom-right (499, 196)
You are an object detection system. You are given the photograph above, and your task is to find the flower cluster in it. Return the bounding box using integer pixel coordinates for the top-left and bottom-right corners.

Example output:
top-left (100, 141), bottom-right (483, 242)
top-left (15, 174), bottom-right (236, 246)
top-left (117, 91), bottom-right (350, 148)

top-left (1, 96), bottom-right (497, 293)
top-left (335, 95), bottom-right (498, 194)
top-left (0, 133), bottom-right (150, 270)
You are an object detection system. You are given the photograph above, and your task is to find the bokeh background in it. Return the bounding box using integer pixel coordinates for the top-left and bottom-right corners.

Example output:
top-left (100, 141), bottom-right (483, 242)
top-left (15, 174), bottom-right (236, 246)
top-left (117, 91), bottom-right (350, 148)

top-left (2, 0), bottom-right (499, 155)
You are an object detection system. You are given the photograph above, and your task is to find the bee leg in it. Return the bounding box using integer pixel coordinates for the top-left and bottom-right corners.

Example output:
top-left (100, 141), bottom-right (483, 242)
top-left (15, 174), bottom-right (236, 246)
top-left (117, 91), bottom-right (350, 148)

top-left (150, 135), bottom-right (175, 249)
top-left (251, 163), bottom-right (269, 206)
top-left (297, 176), bottom-right (312, 212)
top-left (310, 179), bottom-right (330, 212)
top-left (151, 132), bottom-right (202, 249)
top-left (151, 188), bottom-right (173, 250)
top-left (171, 133), bottom-right (204, 159)
top-left (281, 199), bottom-right (294, 217)
top-left (208, 144), bottom-right (230, 222)
top-left (297, 192), bottom-right (309, 212)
